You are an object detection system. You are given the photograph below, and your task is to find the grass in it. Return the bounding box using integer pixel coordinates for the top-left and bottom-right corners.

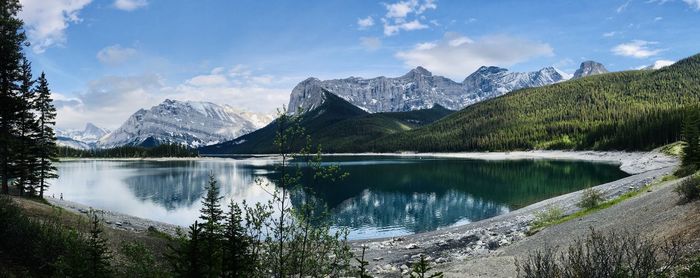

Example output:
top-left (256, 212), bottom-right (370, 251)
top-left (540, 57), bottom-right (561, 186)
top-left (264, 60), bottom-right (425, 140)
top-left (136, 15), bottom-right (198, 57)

top-left (661, 141), bottom-right (685, 157)
top-left (527, 175), bottom-right (679, 235)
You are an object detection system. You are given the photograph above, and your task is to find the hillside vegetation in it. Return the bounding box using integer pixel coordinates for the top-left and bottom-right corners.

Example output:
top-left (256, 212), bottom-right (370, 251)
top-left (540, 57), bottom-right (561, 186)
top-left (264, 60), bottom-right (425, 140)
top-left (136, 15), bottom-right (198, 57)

top-left (366, 53), bottom-right (700, 152)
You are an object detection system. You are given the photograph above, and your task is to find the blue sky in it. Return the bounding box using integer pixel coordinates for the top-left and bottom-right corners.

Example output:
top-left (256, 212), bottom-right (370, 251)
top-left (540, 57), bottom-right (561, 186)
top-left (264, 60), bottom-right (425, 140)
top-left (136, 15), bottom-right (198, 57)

top-left (18, 0), bottom-right (700, 129)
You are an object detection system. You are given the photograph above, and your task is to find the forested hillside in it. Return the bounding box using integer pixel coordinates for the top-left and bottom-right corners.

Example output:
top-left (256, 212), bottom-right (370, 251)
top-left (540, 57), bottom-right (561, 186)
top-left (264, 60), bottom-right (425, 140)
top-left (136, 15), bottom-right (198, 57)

top-left (199, 92), bottom-right (454, 154)
top-left (365, 53), bottom-right (700, 152)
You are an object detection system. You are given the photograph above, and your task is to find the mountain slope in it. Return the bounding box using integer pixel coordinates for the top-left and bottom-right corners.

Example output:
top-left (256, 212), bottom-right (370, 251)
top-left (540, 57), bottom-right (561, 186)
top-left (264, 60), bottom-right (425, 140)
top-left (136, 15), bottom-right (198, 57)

top-left (56, 123), bottom-right (110, 149)
top-left (99, 99), bottom-right (270, 148)
top-left (365, 53), bottom-right (700, 152)
top-left (199, 91), bottom-right (455, 154)
top-left (288, 66), bottom-right (569, 114)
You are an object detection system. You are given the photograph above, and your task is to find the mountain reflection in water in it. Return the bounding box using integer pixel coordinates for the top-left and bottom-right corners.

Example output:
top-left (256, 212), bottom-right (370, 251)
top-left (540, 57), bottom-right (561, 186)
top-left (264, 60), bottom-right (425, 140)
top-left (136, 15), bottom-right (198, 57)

top-left (50, 156), bottom-right (628, 239)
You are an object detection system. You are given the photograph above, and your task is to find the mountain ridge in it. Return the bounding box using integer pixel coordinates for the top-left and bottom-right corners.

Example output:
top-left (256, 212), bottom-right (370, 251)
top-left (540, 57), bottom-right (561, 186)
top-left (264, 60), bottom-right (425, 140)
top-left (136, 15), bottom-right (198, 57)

top-left (287, 65), bottom-right (573, 115)
top-left (98, 99), bottom-right (272, 148)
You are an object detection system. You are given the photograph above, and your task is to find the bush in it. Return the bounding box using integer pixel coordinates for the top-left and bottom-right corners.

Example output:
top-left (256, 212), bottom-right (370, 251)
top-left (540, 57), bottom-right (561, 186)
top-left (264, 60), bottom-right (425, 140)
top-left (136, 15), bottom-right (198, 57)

top-left (674, 175), bottom-right (700, 203)
top-left (516, 228), bottom-right (685, 278)
top-left (0, 197), bottom-right (98, 277)
top-left (120, 242), bottom-right (165, 278)
top-left (527, 206), bottom-right (565, 235)
top-left (679, 255), bottom-right (700, 278)
top-left (577, 187), bottom-right (603, 209)
top-left (675, 164), bottom-right (698, 177)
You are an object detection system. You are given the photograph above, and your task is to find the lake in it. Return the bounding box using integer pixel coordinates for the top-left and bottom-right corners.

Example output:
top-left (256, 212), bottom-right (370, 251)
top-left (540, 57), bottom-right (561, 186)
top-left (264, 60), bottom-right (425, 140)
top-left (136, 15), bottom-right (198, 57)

top-left (48, 156), bottom-right (629, 240)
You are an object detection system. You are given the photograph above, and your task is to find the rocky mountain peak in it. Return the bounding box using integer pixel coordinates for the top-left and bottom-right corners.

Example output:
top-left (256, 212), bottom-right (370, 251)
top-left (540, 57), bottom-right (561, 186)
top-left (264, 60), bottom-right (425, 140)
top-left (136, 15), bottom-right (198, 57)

top-left (572, 61), bottom-right (608, 79)
top-left (411, 66), bottom-right (432, 76)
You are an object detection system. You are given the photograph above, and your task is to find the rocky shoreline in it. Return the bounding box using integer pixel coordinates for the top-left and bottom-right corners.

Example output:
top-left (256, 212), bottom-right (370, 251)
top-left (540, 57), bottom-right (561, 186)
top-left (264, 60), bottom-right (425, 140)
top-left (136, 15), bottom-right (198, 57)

top-left (46, 197), bottom-right (183, 236)
top-left (49, 150), bottom-right (679, 277)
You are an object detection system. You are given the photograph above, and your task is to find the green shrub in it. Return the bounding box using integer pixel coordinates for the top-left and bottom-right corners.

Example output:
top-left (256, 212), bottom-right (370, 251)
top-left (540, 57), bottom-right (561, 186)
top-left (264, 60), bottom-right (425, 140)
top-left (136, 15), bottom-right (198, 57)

top-left (679, 255), bottom-right (700, 278)
top-left (674, 175), bottom-right (700, 203)
top-left (577, 187), bottom-right (603, 209)
top-left (516, 228), bottom-right (685, 278)
top-left (675, 164), bottom-right (699, 177)
top-left (120, 242), bottom-right (166, 278)
top-left (531, 206), bottom-right (564, 229)
top-left (0, 197), bottom-right (99, 277)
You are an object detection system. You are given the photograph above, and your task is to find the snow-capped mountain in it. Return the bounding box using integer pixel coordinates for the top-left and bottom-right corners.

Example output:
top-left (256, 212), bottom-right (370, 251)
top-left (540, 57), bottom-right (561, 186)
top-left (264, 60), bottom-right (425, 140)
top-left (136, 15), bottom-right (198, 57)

top-left (572, 61), bottom-right (608, 79)
top-left (462, 66), bottom-right (571, 98)
top-left (641, 60), bottom-right (675, 70)
top-left (56, 123), bottom-right (110, 150)
top-left (98, 99), bottom-right (273, 148)
top-left (287, 66), bottom-right (570, 114)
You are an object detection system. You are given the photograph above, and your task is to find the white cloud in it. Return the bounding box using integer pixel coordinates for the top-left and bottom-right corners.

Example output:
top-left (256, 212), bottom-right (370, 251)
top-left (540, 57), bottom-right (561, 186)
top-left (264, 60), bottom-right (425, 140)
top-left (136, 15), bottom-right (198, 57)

top-left (380, 0), bottom-right (436, 36)
top-left (654, 16), bottom-right (663, 21)
top-left (357, 16), bottom-right (375, 29)
top-left (96, 45), bottom-right (137, 65)
top-left (385, 1), bottom-right (415, 18)
top-left (617, 0), bottom-right (631, 13)
top-left (113, 0), bottom-right (148, 11)
top-left (360, 37), bottom-right (382, 51)
top-left (395, 33), bottom-right (554, 80)
top-left (55, 67), bottom-right (291, 129)
top-left (611, 40), bottom-right (663, 58)
top-left (186, 74), bottom-right (229, 87)
top-left (383, 19), bottom-right (428, 36)
top-left (603, 31), bottom-right (618, 37)
top-left (19, 0), bottom-right (92, 53)
top-left (648, 0), bottom-right (700, 9)
top-left (684, 0), bottom-right (700, 9)
top-left (55, 74), bottom-right (164, 129)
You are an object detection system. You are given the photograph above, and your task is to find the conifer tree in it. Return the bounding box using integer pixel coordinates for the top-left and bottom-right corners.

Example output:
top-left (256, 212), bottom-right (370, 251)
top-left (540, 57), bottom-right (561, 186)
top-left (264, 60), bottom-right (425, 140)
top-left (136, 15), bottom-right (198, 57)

top-left (199, 174), bottom-right (223, 277)
top-left (222, 200), bottom-right (252, 277)
top-left (87, 212), bottom-right (112, 277)
top-left (682, 108), bottom-right (700, 166)
top-left (0, 0), bottom-right (26, 194)
top-left (15, 57), bottom-right (39, 195)
top-left (34, 73), bottom-right (58, 197)
top-left (168, 222), bottom-right (205, 277)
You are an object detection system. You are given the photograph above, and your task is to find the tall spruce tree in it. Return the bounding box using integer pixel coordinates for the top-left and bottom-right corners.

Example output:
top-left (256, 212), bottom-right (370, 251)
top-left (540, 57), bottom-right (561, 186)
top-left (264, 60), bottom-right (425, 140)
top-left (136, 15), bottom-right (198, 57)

top-left (0, 0), bottom-right (26, 194)
top-left (15, 57), bottom-right (39, 195)
top-left (34, 73), bottom-right (57, 197)
top-left (199, 174), bottom-right (224, 277)
top-left (222, 200), bottom-right (252, 277)
top-left (87, 213), bottom-right (112, 277)
top-left (682, 108), bottom-right (700, 166)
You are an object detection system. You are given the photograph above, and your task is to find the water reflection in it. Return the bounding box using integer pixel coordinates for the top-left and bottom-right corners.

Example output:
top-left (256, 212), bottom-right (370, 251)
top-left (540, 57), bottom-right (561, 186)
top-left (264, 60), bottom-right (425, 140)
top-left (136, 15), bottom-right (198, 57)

top-left (49, 157), bottom-right (628, 239)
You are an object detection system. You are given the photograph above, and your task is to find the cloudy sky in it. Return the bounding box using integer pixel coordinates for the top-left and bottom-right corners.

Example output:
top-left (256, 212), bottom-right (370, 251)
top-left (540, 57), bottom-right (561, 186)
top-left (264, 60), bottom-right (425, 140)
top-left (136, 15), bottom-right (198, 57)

top-left (18, 0), bottom-right (700, 130)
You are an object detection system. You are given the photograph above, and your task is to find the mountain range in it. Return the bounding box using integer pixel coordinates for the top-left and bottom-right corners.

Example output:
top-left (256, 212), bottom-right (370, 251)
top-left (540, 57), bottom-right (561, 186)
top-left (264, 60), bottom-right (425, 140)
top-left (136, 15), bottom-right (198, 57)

top-left (201, 54), bottom-right (699, 154)
top-left (287, 65), bottom-right (576, 115)
top-left (61, 60), bottom-right (620, 151)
